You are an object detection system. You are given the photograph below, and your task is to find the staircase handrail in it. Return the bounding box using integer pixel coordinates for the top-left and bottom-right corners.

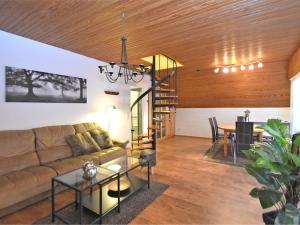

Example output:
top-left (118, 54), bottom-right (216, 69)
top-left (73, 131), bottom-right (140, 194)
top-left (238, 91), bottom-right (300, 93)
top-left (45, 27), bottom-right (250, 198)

top-left (130, 68), bottom-right (176, 111)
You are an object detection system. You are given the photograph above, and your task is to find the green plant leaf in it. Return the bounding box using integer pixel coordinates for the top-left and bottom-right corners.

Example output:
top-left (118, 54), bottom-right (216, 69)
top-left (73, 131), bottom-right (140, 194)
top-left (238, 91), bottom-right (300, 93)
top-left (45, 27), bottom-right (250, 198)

top-left (257, 189), bottom-right (283, 209)
top-left (246, 165), bottom-right (269, 185)
top-left (245, 165), bottom-right (279, 189)
top-left (243, 149), bottom-right (259, 161)
top-left (249, 188), bottom-right (260, 198)
top-left (288, 151), bottom-right (300, 167)
top-left (249, 187), bottom-right (283, 209)
top-left (259, 119), bottom-right (291, 147)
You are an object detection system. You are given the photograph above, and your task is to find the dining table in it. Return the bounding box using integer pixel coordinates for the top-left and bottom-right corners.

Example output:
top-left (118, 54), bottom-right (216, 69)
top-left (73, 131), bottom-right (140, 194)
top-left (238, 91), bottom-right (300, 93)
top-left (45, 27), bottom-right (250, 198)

top-left (218, 124), bottom-right (264, 157)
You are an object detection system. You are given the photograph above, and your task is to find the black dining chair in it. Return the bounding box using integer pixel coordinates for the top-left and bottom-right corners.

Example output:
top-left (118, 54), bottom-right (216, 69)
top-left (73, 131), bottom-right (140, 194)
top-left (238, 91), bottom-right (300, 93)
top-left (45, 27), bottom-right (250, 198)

top-left (212, 117), bottom-right (222, 139)
top-left (209, 118), bottom-right (216, 143)
top-left (213, 117), bottom-right (233, 140)
top-left (209, 117), bottom-right (235, 154)
top-left (232, 122), bottom-right (254, 163)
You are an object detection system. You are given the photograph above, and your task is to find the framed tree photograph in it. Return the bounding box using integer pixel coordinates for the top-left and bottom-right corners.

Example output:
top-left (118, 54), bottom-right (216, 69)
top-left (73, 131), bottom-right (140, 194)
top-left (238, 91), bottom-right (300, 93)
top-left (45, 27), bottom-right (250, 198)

top-left (5, 66), bottom-right (87, 103)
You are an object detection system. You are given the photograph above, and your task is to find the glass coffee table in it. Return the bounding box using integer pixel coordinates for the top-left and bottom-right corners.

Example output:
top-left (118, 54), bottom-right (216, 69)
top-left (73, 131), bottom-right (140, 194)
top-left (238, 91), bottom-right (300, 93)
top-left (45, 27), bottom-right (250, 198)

top-left (51, 155), bottom-right (150, 224)
top-left (82, 155), bottom-right (151, 216)
top-left (51, 165), bottom-right (120, 224)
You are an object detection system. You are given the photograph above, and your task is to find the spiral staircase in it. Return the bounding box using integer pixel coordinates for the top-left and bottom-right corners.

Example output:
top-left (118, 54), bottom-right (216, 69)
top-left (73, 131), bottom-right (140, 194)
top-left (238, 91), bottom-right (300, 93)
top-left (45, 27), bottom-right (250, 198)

top-left (130, 54), bottom-right (179, 166)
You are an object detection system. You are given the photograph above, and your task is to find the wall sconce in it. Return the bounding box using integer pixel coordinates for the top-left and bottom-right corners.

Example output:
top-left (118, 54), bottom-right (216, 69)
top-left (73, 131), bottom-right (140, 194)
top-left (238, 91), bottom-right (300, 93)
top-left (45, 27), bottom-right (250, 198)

top-left (104, 90), bottom-right (119, 95)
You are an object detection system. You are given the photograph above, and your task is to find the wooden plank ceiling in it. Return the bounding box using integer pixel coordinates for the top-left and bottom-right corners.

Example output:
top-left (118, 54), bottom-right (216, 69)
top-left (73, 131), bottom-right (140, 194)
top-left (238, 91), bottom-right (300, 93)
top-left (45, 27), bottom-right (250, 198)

top-left (0, 0), bottom-right (300, 107)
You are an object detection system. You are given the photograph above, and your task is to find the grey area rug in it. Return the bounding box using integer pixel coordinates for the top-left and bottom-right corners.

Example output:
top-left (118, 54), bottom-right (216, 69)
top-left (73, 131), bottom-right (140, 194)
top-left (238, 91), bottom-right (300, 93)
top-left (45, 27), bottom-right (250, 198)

top-left (203, 140), bottom-right (251, 167)
top-left (34, 181), bottom-right (168, 225)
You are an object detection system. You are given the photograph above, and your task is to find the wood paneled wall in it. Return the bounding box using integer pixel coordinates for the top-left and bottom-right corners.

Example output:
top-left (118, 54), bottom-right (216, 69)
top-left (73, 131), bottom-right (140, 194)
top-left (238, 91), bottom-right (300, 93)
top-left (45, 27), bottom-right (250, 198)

top-left (178, 61), bottom-right (290, 108)
top-left (288, 47), bottom-right (300, 79)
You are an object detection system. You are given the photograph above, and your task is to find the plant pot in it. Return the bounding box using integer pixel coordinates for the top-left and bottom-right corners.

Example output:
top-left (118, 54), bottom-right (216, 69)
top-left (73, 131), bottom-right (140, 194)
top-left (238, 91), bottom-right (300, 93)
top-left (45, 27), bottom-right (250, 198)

top-left (262, 210), bottom-right (278, 225)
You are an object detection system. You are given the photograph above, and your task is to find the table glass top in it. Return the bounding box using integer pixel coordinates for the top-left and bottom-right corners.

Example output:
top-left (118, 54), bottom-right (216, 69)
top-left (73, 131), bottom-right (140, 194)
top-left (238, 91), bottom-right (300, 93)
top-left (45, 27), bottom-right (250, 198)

top-left (100, 156), bottom-right (141, 175)
top-left (54, 165), bottom-right (117, 190)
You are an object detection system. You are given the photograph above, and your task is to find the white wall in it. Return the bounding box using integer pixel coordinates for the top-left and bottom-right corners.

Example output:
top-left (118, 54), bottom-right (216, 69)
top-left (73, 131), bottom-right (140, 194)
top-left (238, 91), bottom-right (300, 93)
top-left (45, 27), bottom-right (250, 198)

top-left (175, 108), bottom-right (290, 138)
top-left (291, 72), bottom-right (300, 134)
top-left (0, 31), bottom-right (150, 140)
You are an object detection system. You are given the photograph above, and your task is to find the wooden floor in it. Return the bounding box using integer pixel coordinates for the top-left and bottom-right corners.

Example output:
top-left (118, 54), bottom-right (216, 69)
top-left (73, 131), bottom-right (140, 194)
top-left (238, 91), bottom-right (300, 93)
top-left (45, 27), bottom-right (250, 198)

top-left (0, 136), bottom-right (263, 224)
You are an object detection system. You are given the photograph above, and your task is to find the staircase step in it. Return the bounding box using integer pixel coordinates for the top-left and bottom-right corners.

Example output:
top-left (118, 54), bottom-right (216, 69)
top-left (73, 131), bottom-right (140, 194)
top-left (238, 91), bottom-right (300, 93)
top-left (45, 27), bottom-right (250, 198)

top-left (153, 110), bottom-right (174, 114)
top-left (148, 126), bottom-right (160, 130)
top-left (137, 133), bottom-right (153, 138)
top-left (132, 139), bottom-right (153, 145)
top-left (154, 103), bottom-right (178, 107)
top-left (130, 146), bottom-right (153, 151)
top-left (155, 96), bottom-right (178, 100)
top-left (132, 144), bottom-right (153, 149)
top-left (153, 117), bottom-right (162, 122)
top-left (158, 82), bottom-right (169, 87)
top-left (155, 89), bottom-right (175, 93)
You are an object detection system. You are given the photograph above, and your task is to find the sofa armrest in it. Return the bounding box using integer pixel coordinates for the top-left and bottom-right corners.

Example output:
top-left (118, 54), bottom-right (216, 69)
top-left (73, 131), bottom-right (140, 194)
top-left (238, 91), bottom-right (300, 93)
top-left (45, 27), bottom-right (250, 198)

top-left (112, 139), bottom-right (129, 149)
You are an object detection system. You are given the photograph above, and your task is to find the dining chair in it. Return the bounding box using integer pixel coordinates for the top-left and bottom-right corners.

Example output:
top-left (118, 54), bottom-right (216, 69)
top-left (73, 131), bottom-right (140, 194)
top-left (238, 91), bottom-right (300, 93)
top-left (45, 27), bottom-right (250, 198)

top-left (209, 117), bottom-right (235, 155)
top-left (230, 122), bottom-right (254, 164)
top-left (235, 121), bottom-right (254, 152)
top-left (213, 117), bottom-right (233, 140)
top-left (208, 118), bottom-right (216, 143)
top-left (212, 117), bottom-right (222, 139)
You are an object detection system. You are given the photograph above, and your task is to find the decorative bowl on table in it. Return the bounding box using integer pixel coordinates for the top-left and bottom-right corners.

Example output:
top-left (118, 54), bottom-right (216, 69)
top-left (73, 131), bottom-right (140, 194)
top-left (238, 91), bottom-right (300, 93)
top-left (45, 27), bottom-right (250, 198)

top-left (82, 161), bottom-right (97, 180)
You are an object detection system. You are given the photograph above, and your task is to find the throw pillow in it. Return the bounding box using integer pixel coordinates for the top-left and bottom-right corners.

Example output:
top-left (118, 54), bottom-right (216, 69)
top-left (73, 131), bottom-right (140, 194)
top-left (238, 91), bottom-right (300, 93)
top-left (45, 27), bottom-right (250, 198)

top-left (66, 132), bottom-right (101, 156)
top-left (90, 129), bottom-right (113, 149)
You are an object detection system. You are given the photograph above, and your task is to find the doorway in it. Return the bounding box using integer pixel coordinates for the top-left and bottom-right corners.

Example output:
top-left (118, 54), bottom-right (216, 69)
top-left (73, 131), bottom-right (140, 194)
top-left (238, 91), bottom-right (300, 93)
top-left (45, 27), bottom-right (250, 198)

top-left (130, 88), bottom-right (143, 140)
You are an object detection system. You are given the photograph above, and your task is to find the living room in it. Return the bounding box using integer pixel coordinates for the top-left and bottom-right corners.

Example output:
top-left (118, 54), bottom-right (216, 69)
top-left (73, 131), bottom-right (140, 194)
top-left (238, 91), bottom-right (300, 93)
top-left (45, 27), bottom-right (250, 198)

top-left (1, 1), bottom-right (300, 224)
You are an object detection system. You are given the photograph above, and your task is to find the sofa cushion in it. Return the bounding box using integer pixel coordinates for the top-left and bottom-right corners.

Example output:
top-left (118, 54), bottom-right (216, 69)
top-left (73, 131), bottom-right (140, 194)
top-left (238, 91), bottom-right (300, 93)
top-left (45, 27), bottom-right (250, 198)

top-left (90, 146), bottom-right (126, 164)
top-left (34, 125), bottom-right (75, 164)
top-left (90, 129), bottom-right (113, 149)
top-left (0, 166), bottom-right (56, 209)
top-left (46, 155), bottom-right (99, 175)
top-left (73, 122), bottom-right (100, 133)
top-left (0, 129), bottom-right (39, 176)
top-left (66, 132), bottom-right (101, 156)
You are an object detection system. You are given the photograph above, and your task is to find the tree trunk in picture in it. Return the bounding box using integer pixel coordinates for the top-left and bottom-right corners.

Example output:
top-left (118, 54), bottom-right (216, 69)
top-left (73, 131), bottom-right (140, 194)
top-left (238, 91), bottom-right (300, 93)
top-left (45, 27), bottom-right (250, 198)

top-left (61, 84), bottom-right (64, 97)
top-left (24, 70), bottom-right (36, 97)
top-left (79, 78), bottom-right (84, 100)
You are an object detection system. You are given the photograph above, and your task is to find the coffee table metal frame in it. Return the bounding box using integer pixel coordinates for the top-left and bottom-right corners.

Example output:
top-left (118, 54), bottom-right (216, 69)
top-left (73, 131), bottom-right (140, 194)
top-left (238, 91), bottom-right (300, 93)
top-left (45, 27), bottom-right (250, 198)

top-left (51, 167), bottom-right (120, 225)
top-left (51, 155), bottom-right (151, 224)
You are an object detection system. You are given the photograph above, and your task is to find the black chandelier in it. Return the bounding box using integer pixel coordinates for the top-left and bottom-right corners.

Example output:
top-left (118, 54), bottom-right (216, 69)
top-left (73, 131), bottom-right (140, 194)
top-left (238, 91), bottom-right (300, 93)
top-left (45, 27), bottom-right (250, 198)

top-left (98, 13), bottom-right (149, 84)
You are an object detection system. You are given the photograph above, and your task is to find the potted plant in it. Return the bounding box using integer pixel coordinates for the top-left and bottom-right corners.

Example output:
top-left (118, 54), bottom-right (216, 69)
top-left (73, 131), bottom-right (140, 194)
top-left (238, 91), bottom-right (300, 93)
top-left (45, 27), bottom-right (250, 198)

top-left (244, 119), bottom-right (300, 225)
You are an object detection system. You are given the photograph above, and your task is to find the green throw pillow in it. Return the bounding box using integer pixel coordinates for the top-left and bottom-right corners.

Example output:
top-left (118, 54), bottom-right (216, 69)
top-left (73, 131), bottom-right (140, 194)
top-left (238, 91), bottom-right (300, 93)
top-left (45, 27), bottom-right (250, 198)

top-left (90, 129), bottom-right (113, 149)
top-left (66, 132), bottom-right (101, 156)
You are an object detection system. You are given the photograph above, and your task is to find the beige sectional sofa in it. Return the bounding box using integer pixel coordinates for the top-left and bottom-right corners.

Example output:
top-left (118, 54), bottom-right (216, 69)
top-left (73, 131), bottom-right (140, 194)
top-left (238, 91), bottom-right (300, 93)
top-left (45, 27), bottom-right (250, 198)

top-left (0, 122), bottom-right (128, 217)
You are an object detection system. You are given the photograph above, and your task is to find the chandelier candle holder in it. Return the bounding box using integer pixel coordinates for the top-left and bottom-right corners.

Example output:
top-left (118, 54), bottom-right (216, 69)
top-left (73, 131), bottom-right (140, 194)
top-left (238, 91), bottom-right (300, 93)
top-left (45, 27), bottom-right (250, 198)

top-left (98, 13), bottom-right (149, 84)
top-left (214, 61), bottom-right (263, 74)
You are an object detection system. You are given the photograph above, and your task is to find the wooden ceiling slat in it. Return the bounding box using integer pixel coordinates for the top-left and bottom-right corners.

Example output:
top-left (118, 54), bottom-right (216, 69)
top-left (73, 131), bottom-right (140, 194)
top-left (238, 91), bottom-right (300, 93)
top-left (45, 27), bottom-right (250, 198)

top-left (0, 0), bottom-right (299, 107)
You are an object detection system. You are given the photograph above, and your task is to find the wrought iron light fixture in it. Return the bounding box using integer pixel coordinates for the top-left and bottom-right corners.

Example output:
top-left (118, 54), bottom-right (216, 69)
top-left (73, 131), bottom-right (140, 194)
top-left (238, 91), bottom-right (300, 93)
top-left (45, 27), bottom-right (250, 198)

top-left (98, 13), bottom-right (148, 84)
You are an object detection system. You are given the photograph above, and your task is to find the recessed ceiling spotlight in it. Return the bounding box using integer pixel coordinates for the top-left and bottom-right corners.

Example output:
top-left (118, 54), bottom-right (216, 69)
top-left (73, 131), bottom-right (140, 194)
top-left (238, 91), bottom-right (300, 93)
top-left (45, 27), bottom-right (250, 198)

top-left (214, 68), bottom-right (220, 73)
top-left (258, 62), bottom-right (263, 68)
top-left (248, 64), bottom-right (254, 70)
top-left (231, 67), bottom-right (237, 72)
top-left (223, 67), bottom-right (229, 73)
top-left (240, 65), bottom-right (246, 71)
